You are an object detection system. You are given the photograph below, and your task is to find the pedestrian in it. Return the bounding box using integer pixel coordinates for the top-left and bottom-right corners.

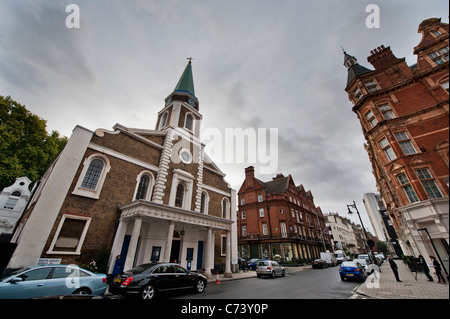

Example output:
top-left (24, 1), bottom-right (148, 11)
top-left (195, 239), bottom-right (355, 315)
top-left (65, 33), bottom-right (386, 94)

top-left (112, 255), bottom-right (122, 276)
top-left (430, 256), bottom-right (446, 284)
top-left (388, 255), bottom-right (402, 282)
top-left (418, 255), bottom-right (433, 282)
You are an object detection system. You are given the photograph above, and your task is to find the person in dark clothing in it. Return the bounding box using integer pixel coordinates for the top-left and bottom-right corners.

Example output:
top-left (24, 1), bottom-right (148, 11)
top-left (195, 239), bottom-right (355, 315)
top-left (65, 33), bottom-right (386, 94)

top-left (418, 255), bottom-right (433, 282)
top-left (430, 256), bottom-right (446, 284)
top-left (388, 255), bottom-right (402, 282)
top-left (112, 255), bottom-right (122, 276)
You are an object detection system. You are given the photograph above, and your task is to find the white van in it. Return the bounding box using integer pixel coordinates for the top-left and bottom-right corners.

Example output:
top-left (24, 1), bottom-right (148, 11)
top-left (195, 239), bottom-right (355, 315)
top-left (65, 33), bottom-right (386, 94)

top-left (334, 250), bottom-right (348, 264)
top-left (320, 251), bottom-right (337, 266)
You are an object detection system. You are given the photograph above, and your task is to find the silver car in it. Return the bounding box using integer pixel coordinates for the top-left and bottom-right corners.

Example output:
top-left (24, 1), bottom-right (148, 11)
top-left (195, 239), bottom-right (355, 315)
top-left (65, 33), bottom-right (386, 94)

top-left (256, 260), bottom-right (285, 278)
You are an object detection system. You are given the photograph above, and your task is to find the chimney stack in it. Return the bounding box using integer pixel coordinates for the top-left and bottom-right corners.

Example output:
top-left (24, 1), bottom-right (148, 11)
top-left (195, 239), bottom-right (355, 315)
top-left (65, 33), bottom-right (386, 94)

top-left (367, 45), bottom-right (404, 71)
top-left (245, 166), bottom-right (255, 189)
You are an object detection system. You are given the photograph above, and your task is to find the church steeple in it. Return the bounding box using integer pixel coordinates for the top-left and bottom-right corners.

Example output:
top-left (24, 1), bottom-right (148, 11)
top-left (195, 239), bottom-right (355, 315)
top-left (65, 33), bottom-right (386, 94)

top-left (174, 59), bottom-right (195, 98)
top-left (156, 60), bottom-right (202, 138)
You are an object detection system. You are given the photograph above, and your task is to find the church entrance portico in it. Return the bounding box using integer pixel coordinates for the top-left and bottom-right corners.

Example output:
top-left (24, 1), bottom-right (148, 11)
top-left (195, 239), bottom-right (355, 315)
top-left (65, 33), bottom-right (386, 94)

top-left (108, 200), bottom-right (233, 279)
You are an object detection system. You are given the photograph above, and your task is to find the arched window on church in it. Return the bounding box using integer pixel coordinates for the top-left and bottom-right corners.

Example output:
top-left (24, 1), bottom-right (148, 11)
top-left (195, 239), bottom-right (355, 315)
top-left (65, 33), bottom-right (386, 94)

top-left (81, 159), bottom-right (104, 190)
top-left (222, 198), bottom-right (229, 219)
top-left (200, 191), bottom-right (209, 214)
top-left (175, 183), bottom-right (185, 208)
top-left (185, 113), bottom-right (194, 131)
top-left (136, 175), bottom-right (149, 200)
top-left (134, 171), bottom-right (154, 201)
top-left (159, 111), bottom-right (168, 130)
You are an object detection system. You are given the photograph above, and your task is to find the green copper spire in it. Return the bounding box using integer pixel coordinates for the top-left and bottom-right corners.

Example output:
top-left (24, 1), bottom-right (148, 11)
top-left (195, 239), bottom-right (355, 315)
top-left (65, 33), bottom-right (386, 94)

top-left (174, 59), bottom-right (195, 97)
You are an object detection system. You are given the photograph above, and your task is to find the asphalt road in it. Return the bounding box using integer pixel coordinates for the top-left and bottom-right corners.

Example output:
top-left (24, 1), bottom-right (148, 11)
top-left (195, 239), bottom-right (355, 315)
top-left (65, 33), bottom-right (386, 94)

top-left (170, 266), bottom-right (361, 299)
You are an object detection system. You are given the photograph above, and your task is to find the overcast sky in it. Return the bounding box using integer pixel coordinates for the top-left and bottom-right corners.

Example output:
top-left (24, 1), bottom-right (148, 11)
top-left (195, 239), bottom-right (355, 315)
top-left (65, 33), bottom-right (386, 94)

top-left (1, 0), bottom-right (448, 233)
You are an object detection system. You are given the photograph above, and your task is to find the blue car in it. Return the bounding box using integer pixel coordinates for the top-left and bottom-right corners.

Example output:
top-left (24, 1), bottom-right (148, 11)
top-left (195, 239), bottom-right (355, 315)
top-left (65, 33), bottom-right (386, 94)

top-left (0, 265), bottom-right (107, 299)
top-left (339, 261), bottom-right (367, 281)
top-left (248, 259), bottom-right (268, 271)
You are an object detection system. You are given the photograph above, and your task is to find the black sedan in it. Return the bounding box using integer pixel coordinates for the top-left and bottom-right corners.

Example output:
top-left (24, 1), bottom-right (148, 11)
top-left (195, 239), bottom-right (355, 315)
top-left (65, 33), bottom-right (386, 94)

top-left (312, 259), bottom-right (329, 269)
top-left (109, 263), bottom-right (207, 300)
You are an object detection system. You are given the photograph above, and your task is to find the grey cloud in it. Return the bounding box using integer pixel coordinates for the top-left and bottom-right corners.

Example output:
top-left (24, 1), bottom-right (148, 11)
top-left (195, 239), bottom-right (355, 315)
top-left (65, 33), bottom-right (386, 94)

top-left (0, 1), bottom-right (94, 91)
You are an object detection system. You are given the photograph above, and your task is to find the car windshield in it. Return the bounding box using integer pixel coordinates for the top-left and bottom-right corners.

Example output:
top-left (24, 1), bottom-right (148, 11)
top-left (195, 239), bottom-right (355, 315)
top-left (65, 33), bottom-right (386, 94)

top-left (257, 261), bottom-right (270, 266)
top-left (0, 268), bottom-right (29, 281)
top-left (341, 262), bottom-right (357, 267)
top-left (125, 263), bottom-right (157, 275)
top-left (354, 259), bottom-right (367, 265)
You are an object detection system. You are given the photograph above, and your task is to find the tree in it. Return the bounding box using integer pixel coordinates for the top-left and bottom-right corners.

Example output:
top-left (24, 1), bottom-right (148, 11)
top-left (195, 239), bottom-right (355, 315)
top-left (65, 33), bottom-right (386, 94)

top-left (0, 95), bottom-right (68, 190)
top-left (375, 240), bottom-right (388, 254)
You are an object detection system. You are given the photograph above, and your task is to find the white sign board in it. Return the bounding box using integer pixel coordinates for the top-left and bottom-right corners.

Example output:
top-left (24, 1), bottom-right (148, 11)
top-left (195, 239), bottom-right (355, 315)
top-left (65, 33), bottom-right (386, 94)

top-left (36, 258), bottom-right (62, 266)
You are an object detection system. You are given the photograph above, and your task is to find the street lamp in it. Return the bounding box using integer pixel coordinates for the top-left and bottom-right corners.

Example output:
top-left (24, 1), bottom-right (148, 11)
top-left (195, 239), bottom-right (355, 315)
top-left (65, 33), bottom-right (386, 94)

top-left (347, 201), bottom-right (376, 265)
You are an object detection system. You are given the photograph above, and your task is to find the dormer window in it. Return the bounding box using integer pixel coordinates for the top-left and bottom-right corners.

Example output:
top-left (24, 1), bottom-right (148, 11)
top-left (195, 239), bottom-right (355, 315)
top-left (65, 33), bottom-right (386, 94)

top-left (353, 87), bottom-right (363, 101)
top-left (378, 103), bottom-right (396, 120)
top-left (364, 80), bottom-right (379, 93)
top-left (428, 47), bottom-right (449, 66)
top-left (441, 80), bottom-right (449, 93)
top-left (365, 110), bottom-right (378, 128)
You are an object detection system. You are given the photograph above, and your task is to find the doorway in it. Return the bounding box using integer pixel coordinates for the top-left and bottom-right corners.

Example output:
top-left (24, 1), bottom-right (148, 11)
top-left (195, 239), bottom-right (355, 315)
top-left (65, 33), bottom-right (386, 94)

top-left (170, 240), bottom-right (181, 263)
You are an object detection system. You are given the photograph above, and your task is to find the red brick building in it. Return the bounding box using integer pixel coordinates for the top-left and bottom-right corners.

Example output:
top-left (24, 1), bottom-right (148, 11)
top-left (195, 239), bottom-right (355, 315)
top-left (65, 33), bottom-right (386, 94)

top-left (237, 166), bottom-right (331, 262)
top-left (343, 18), bottom-right (449, 273)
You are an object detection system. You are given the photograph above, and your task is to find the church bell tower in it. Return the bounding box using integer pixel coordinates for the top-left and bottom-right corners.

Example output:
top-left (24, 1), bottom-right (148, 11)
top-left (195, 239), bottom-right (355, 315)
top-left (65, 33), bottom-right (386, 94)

top-left (156, 59), bottom-right (202, 139)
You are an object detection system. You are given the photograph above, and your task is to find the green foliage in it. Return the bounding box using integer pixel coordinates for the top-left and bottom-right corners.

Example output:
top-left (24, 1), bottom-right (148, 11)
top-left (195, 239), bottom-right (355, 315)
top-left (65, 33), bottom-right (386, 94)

top-left (376, 240), bottom-right (388, 254)
top-left (0, 95), bottom-right (68, 190)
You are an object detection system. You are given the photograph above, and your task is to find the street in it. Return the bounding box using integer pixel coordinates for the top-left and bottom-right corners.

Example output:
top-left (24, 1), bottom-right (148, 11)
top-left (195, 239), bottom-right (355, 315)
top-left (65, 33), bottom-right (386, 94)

top-left (169, 266), bottom-right (360, 299)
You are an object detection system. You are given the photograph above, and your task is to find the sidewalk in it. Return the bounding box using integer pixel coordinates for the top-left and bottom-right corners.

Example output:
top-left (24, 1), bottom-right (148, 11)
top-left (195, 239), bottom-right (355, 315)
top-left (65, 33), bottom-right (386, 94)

top-left (355, 259), bottom-right (449, 299)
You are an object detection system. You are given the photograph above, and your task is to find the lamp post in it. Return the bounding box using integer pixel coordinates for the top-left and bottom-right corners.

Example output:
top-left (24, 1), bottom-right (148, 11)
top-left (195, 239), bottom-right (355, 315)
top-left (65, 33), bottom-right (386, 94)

top-left (347, 201), bottom-right (376, 264)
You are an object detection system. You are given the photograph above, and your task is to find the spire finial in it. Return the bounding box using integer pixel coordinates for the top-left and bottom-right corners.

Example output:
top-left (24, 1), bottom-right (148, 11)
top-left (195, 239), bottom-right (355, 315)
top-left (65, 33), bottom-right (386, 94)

top-left (340, 45), bottom-right (347, 54)
top-left (187, 57), bottom-right (194, 64)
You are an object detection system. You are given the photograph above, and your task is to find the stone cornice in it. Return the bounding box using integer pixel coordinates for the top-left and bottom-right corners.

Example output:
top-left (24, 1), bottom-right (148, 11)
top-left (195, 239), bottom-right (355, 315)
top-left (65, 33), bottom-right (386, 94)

top-left (119, 200), bottom-right (233, 230)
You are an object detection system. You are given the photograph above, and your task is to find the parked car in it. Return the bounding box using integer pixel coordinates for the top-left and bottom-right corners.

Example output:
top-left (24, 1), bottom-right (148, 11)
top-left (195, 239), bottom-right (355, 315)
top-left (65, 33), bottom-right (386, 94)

top-left (256, 260), bottom-right (285, 278)
top-left (358, 253), bottom-right (382, 266)
top-left (320, 251), bottom-right (337, 266)
top-left (353, 258), bottom-right (370, 272)
top-left (248, 258), bottom-right (267, 271)
top-left (0, 265), bottom-right (107, 299)
top-left (109, 263), bottom-right (207, 300)
top-left (339, 261), bottom-right (367, 281)
top-left (312, 259), bottom-right (329, 269)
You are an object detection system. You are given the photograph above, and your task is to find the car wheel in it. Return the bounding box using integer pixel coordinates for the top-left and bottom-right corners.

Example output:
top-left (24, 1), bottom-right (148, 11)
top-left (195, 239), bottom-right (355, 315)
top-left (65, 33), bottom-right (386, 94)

top-left (194, 279), bottom-right (206, 293)
top-left (281, 270), bottom-right (285, 277)
top-left (73, 287), bottom-right (91, 295)
top-left (271, 271), bottom-right (276, 278)
top-left (141, 284), bottom-right (156, 300)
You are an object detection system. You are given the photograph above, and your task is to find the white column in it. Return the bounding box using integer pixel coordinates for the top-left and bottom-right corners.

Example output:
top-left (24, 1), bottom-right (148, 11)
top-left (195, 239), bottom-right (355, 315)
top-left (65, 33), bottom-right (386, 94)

top-left (224, 230), bottom-right (232, 278)
top-left (107, 218), bottom-right (128, 273)
top-left (163, 221), bottom-right (175, 262)
top-left (204, 227), bottom-right (214, 279)
top-left (124, 217), bottom-right (142, 271)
